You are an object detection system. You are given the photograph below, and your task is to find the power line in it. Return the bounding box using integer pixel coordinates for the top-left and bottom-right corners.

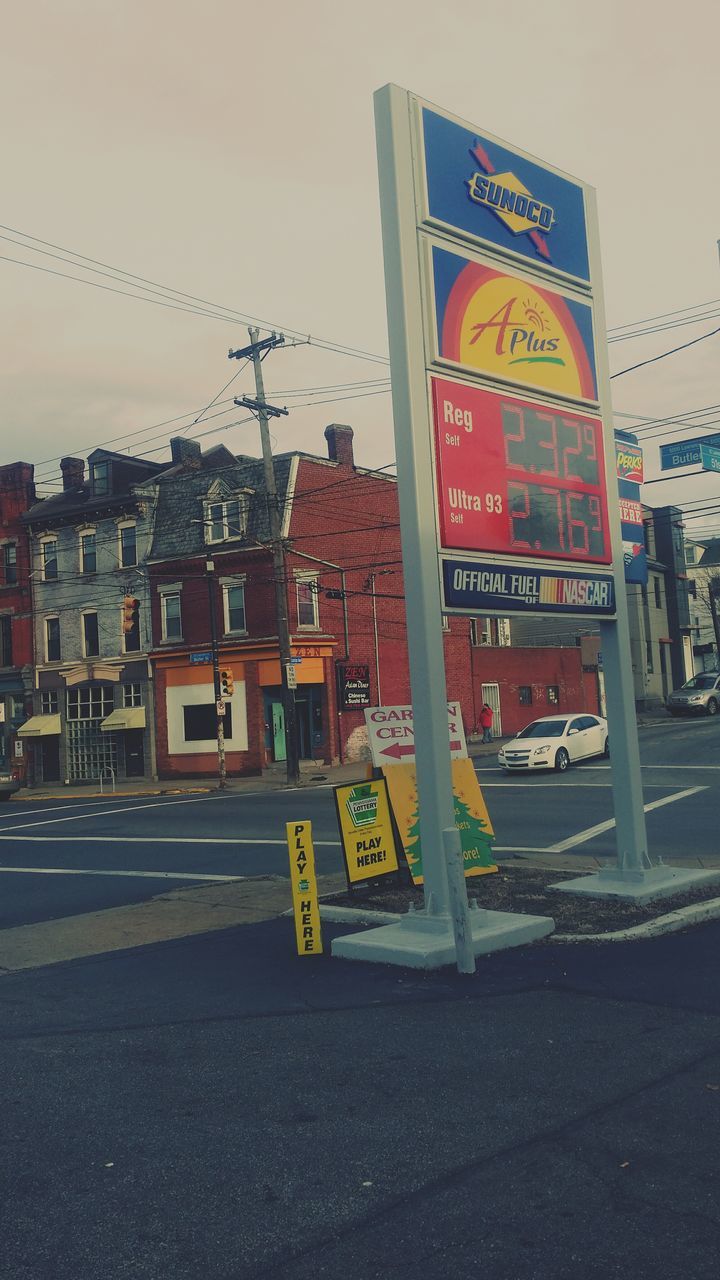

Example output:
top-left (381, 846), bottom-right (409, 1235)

top-left (611, 326), bottom-right (720, 379)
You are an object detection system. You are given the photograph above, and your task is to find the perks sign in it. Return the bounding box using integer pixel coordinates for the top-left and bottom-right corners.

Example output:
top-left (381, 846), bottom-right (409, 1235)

top-left (432, 378), bottom-right (611, 565)
top-left (432, 247), bottom-right (598, 404)
top-left (337, 663), bottom-right (371, 709)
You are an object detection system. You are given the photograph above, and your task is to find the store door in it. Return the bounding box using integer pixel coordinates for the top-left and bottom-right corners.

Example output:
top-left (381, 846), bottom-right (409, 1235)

top-left (481, 683), bottom-right (502, 737)
top-left (39, 737), bottom-right (60, 783)
top-left (295, 687), bottom-right (324, 759)
top-left (125, 729), bottom-right (145, 778)
top-left (271, 701), bottom-right (286, 762)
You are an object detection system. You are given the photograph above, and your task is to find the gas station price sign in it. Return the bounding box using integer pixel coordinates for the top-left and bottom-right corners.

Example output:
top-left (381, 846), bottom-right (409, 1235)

top-left (432, 377), bottom-right (611, 565)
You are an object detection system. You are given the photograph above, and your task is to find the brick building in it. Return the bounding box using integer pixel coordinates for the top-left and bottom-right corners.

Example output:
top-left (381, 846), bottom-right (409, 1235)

top-left (0, 462), bottom-right (36, 781)
top-left (148, 426), bottom-right (597, 778)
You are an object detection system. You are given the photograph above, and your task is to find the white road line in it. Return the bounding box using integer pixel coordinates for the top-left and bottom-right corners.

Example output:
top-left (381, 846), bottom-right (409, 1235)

top-left (0, 866), bottom-right (244, 881)
top-left (547, 786), bottom-right (706, 853)
top-left (477, 781), bottom-right (669, 789)
top-left (0, 835), bottom-right (341, 846)
top-left (0, 791), bottom-right (238, 834)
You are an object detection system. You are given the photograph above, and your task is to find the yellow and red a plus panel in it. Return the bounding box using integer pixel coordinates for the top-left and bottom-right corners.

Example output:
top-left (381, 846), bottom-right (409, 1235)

top-left (431, 247), bottom-right (598, 405)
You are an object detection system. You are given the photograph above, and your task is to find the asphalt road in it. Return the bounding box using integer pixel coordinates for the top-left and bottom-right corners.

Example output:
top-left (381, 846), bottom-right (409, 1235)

top-left (2, 717), bottom-right (720, 929)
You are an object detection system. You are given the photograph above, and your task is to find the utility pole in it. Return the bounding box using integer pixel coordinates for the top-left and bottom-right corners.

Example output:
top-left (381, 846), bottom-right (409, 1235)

top-left (229, 329), bottom-right (300, 784)
top-left (206, 559), bottom-right (227, 789)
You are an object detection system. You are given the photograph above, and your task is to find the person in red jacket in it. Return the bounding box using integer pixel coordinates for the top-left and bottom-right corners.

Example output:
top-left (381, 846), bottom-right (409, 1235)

top-left (479, 702), bottom-right (494, 744)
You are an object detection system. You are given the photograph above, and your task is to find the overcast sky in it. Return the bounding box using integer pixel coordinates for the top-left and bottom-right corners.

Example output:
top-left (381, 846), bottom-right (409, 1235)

top-left (2, 0), bottom-right (719, 534)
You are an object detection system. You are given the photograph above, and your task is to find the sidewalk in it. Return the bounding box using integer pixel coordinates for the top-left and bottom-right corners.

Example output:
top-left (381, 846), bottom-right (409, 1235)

top-left (2, 911), bottom-right (719, 1279)
top-left (13, 740), bottom-right (504, 802)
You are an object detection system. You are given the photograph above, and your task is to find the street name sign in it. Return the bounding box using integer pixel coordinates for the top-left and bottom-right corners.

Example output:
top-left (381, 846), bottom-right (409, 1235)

top-left (660, 434), bottom-right (720, 471)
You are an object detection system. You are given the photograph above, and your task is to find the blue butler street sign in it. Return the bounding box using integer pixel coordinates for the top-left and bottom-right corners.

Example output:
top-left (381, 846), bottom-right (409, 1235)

top-left (660, 434), bottom-right (720, 471)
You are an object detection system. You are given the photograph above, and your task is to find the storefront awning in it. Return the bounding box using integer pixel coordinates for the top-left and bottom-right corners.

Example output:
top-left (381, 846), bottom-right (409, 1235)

top-left (17, 714), bottom-right (61, 738)
top-left (100, 708), bottom-right (146, 732)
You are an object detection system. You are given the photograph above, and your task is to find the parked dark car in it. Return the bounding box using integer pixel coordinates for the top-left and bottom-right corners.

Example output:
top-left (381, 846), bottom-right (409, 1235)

top-left (667, 673), bottom-right (720, 716)
top-left (0, 768), bottom-right (21, 800)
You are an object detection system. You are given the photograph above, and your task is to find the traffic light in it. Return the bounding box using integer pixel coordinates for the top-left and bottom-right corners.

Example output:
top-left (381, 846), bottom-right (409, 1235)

top-left (220, 668), bottom-right (234, 697)
top-left (121, 596), bottom-right (138, 634)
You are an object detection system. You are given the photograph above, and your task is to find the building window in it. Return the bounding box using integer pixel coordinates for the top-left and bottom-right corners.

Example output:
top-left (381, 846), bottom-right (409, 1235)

top-left (119, 524), bottom-right (137, 568)
top-left (40, 690), bottom-right (59, 714)
top-left (183, 702), bottom-right (232, 740)
top-left (3, 544), bottom-right (17, 585)
top-left (42, 539), bottom-right (58, 580)
top-left (67, 685), bottom-right (114, 720)
top-left (11, 695), bottom-right (24, 721)
top-left (653, 576), bottom-right (662, 608)
top-left (80, 532), bottom-right (97, 574)
top-left (470, 618), bottom-right (509, 646)
top-left (646, 640), bottom-right (654, 672)
top-left (223, 583), bottom-right (246, 634)
top-left (123, 601), bottom-right (141, 653)
top-left (0, 615), bottom-right (12, 666)
top-left (45, 617), bottom-right (61, 662)
top-left (547, 685), bottom-right (559, 705)
top-left (82, 612), bottom-right (100, 658)
top-left (92, 461), bottom-right (110, 496)
top-left (161, 592), bottom-right (182, 641)
top-left (122, 683), bottom-right (142, 707)
top-left (519, 686), bottom-right (532, 706)
top-left (441, 615), bottom-right (450, 631)
top-left (205, 497), bottom-right (249, 544)
top-left (296, 576), bottom-right (319, 629)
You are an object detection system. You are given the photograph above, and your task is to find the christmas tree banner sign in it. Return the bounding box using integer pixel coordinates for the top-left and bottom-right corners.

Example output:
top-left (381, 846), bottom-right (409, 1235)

top-left (383, 758), bottom-right (497, 885)
top-left (334, 778), bottom-right (400, 886)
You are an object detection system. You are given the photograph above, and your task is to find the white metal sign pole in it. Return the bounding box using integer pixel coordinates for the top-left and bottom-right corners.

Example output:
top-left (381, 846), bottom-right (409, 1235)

top-left (553, 189), bottom-right (718, 902)
top-left (589, 186), bottom-right (648, 879)
top-left (372, 84), bottom-right (458, 926)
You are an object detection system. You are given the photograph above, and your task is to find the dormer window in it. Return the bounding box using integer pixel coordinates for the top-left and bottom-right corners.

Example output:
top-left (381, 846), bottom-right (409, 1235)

top-left (205, 496), bottom-right (249, 544)
top-left (92, 461), bottom-right (110, 496)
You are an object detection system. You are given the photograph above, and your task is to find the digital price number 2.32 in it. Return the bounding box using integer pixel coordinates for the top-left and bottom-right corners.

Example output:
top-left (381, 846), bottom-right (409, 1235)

top-left (432, 379), bottom-right (612, 566)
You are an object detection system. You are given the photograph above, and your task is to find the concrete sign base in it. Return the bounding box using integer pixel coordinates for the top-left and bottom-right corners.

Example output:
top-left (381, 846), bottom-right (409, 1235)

top-left (331, 905), bottom-right (554, 969)
top-left (550, 865), bottom-right (720, 906)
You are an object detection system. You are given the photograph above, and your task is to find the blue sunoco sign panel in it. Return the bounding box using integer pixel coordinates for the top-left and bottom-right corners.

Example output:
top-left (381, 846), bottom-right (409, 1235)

top-left (442, 558), bottom-right (616, 617)
top-left (420, 107), bottom-right (591, 285)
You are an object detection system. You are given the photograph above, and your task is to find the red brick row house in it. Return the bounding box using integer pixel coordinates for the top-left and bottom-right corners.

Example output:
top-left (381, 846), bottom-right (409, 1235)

top-left (0, 462), bottom-right (36, 782)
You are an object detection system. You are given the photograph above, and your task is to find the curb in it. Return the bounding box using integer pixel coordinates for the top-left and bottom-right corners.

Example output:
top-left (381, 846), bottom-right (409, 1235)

top-left (11, 787), bottom-right (214, 802)
top-left (317, 897), bottom-right (720, 944)
top-left (552, 895), bottom-right (720, 944)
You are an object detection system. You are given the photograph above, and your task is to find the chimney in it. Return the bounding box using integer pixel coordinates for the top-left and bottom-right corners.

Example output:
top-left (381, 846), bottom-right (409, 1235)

top-left (170, 437), bottom-right (202, 466)
top-left (60, 457), bottom-right (85, 491)
top-left (324, 423), bottom-right (354, 468)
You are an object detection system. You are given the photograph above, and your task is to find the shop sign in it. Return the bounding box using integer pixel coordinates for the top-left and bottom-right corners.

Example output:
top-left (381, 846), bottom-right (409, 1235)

top-left (286, 821), bottom-right (323, 955)
top-left (364, 702), bottom-right (468, 767)
top-left (419, 106), bottom-right (591, 285)
top-left (442, 558), bottom-right (615, 616)
top-left (430, 246), bottom-right (598, 404)
top-left (383, 757), bottom-right (497, 885)
top-left (337, 663), bottom-right (371, 709)
top-left (334, 778), bottom-right (399, 885)
top-left (615, 441), bottom-right (644, 483)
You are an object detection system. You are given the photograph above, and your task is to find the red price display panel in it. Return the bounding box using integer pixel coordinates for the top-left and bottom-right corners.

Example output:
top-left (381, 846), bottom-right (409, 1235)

top-left (431, 377), bottom-right (611, 565)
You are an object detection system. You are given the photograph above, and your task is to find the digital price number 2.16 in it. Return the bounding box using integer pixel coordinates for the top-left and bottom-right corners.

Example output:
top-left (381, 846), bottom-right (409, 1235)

top-left (432, 378), bottom-right (612, 565)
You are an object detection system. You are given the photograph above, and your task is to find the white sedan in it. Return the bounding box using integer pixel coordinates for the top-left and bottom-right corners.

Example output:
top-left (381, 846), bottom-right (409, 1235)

top-left (498, 714), bottom-right (609, 772)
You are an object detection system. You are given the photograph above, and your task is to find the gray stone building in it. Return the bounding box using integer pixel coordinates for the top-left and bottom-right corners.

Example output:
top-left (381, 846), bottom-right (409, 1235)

top-left (22, 449), bottom-right (163, 783)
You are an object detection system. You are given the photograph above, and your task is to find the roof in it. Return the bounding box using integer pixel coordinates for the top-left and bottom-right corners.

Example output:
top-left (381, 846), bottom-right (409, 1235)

top-left (149, 454), bottom-right (295, 560)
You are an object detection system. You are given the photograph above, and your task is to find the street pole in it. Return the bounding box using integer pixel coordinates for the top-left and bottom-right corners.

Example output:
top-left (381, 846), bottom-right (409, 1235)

top-left (206, 559), bottom-right (226, 790)
top-left (230, 329), bottom-right (300, 785)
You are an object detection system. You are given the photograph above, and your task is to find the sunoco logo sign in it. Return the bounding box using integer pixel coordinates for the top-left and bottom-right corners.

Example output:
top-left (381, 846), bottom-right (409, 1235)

top-left (467, 139), bottom-right (555, 262)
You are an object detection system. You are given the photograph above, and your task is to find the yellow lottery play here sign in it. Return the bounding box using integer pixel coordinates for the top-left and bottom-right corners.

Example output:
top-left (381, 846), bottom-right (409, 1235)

top-left (286, 821), bottom-right (323, 955)
top-left (334, 778), bottom-right (399, 885)
top-left (383, 757), bottom-right (497, 886)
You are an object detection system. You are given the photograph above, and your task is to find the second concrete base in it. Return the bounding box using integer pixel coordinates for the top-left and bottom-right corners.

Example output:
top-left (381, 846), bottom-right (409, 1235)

top-left (331, 905), bottom-right (555, 969)
top-left (550, 865), bottom-right (720, 905)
